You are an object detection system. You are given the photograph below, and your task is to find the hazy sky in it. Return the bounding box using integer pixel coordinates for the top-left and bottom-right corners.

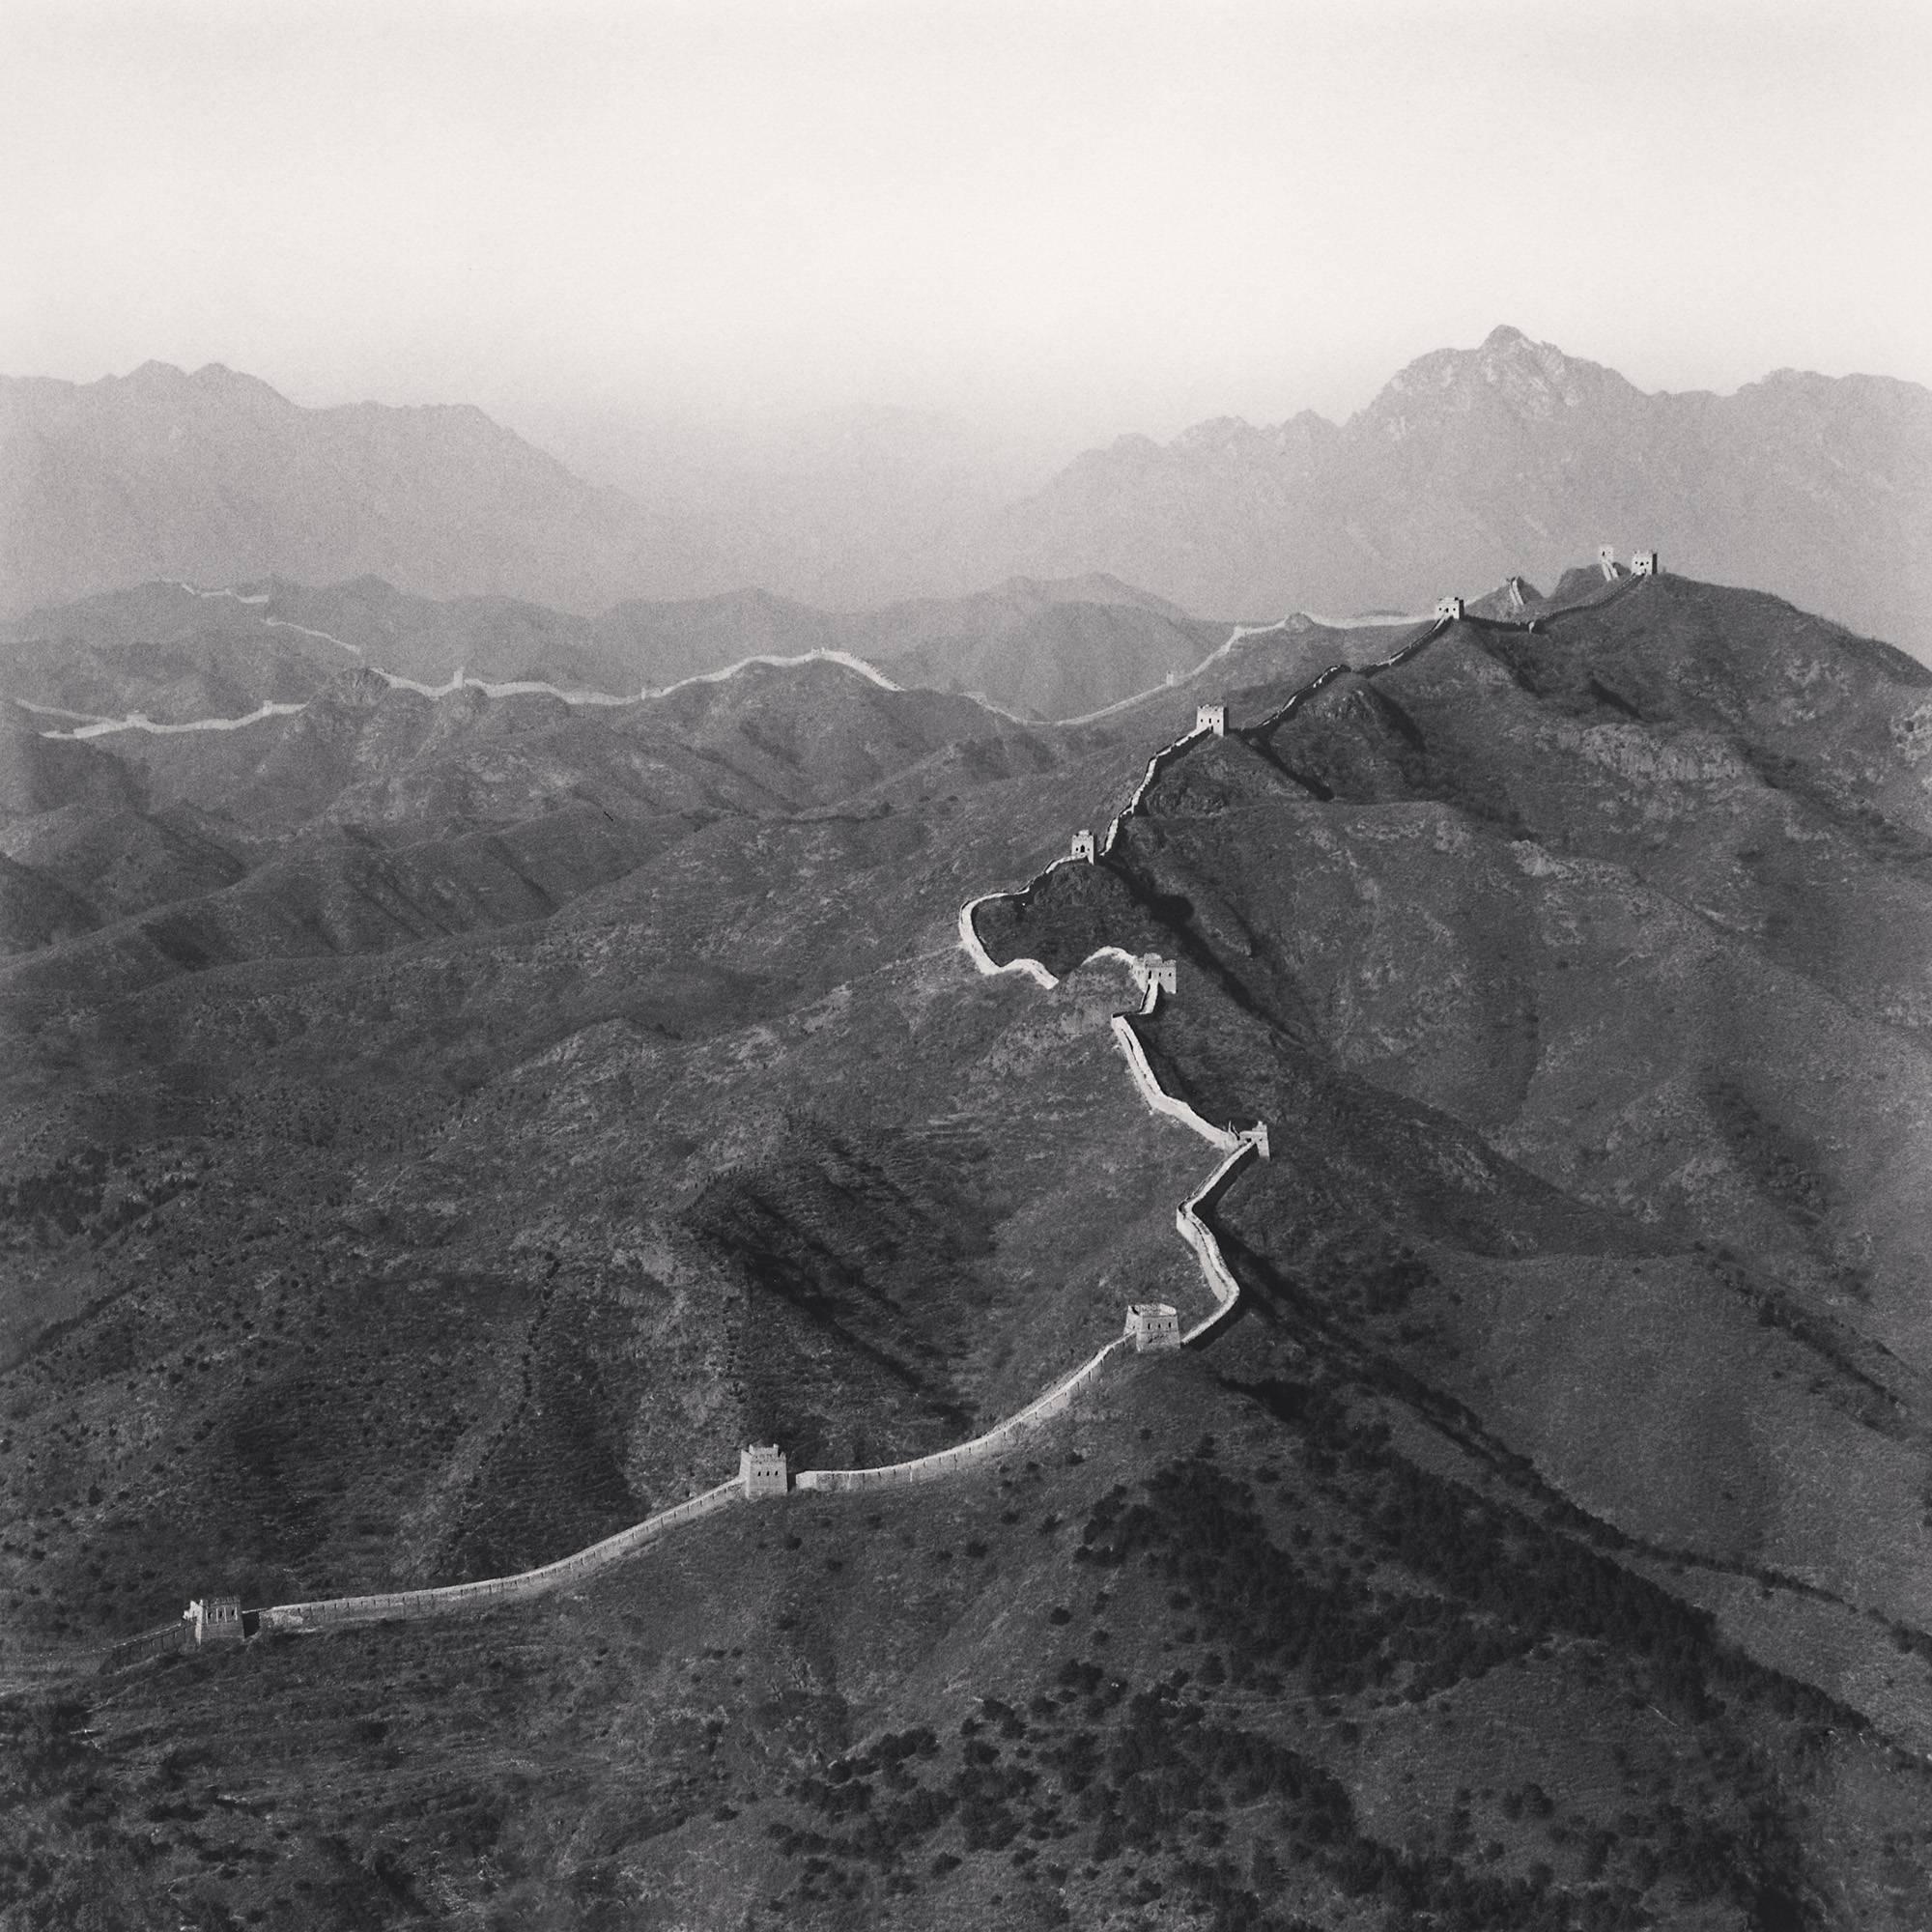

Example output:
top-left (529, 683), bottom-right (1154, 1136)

top-left (5, 0), bottom-right (1929, 451)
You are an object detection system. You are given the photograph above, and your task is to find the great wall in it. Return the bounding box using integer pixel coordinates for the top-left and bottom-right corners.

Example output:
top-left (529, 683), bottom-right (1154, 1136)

top-left (97, 553), bottom-right (1661, 1668)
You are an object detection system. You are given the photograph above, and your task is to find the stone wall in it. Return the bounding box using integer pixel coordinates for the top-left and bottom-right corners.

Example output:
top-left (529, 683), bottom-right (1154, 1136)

top-left (1176, 1140), bottom-right (1260, 1346)
top-left (794, 1339), bottom-right (1126, 1493)
top-left (257, 1479), bottom-right (745, 1634)
top-left (99, 1621), bottom-right (192, 1674)
top-left (1108, 1016), bottom-right (1241, 1153)
top-left (144, 575), bottom-right (1647, 1659)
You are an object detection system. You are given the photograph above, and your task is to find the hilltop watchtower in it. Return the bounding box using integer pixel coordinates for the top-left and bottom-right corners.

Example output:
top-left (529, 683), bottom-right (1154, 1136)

top-left (1070, 829), bottom-right (1097, 864)
top-left (1130, 954), bottom-right (1178, 1000)
top-left (185, 1596), bottom-right (242, 1644)
top-left (1124, 1302), bottom-right (1181, 1351)
top-left (1631, 550), bottom-right (1660, 577)
top-left (740, 1444), bottom-right (789, 1498)
top-left (1195, 702), bottom-right (1227, 737)
top-left (1237, 1122), bottom-right (1270, 1158)
top-left (1435, 597), bottom-right (1464, 622)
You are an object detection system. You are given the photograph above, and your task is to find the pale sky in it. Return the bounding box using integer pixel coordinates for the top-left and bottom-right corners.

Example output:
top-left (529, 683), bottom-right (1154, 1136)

top-left (4, 0), bottom-right (1929, 450)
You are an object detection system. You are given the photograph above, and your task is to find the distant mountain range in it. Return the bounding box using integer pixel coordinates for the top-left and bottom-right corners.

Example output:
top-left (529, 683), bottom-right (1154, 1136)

top-left (0, 360), bottom-right (717, 615)
top-left (7, 329), bottom-right (1930, 654)
top-left (998, 327), bottom-right (1932, 654)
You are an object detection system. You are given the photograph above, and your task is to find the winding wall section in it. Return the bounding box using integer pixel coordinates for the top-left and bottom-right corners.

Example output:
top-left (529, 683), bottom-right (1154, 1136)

top-left (115, 576), bottom-right (1648, 1658)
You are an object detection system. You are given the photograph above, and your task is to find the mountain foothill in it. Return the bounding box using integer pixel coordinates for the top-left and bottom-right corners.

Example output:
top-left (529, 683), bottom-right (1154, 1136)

top-left (4, 542), bottom-right (1932, 1928)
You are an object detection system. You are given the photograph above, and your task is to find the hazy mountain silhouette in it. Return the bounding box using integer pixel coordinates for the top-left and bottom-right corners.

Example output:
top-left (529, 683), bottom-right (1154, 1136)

top-left (998, 326), bottom-right (1932, 653)
top-left (8, 334), bottom-right (1929, 660)
top-left (0, 361), bottom-right (719, 615)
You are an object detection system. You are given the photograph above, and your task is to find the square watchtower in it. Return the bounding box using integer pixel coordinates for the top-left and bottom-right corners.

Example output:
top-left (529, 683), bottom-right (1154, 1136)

top-left (185, 1595), bottom-right (242, 1644)
top-left (1070, 829), bottom-right (1097, 864)
top-left (1130, 954), bottom-right (1178, 999)
top-left (1195, 703), bottom-right (1226, 737)
top-left (1435, 596), bottom-right (1464, 621)
top-left (740, 1444), bottom-right (788, 1498)
top-left (1631, 550), bottom-right (1659, 577)
top-left (1124, 1303), bottom-right (1181, 1351)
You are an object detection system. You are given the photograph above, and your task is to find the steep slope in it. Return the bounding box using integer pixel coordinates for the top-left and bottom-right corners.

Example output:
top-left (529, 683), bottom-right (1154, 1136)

top-left (978, 571), bottom-right (1932, 1732)
top-left (997, 327), bottom-right (1932, 654)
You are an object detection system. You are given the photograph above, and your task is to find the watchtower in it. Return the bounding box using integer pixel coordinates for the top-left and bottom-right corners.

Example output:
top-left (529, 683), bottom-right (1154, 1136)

top-left (1237, 1122), bottom-right (1270, 1159)
top-left (1631, 550), bottom-right (1659, 577)
top-left (1070, 829), bottom-right (1097, 864)
top-left (740, 1443), bottom-right (788, 1498)
top-left (1195, 702), bottom-right (1226, 737)
top-left (1123, 1302), bottom-right (1181, 1351)
top-left (1597, 545), bottom-right (1620, 582)
top-left (1130, 954), bottom-right (1178, 1000)
top-left (1435, 596), bottom-right (1463, 621)
top-left (184, 1595), bottom-right (242, 1644)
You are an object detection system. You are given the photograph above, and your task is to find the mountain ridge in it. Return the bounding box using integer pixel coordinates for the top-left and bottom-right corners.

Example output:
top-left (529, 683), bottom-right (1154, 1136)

top-left (1000, 326), bottom-right (1932, 653)
top-left (0, 360), bottom-right (718, 616)
top-left (9, 333), bottom-right (1931, 660)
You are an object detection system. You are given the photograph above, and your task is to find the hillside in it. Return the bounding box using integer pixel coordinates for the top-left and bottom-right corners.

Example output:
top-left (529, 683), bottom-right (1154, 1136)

top-left (3, 570), bottom-right (1932, 1928)
top-left (0, 572), bottom-right (1233, 725)
top-left (997, 327), bottom-right (1932, 656)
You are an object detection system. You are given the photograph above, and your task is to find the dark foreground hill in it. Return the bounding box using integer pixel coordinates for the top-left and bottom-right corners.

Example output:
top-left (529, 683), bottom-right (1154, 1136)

top-left (3, 570), bottom-right (1932, 1929)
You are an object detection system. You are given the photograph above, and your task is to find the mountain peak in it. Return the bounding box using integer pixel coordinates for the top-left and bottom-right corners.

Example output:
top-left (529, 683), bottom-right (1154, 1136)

top-left (1364, 326), bottom-right (1633, 428)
